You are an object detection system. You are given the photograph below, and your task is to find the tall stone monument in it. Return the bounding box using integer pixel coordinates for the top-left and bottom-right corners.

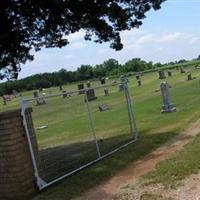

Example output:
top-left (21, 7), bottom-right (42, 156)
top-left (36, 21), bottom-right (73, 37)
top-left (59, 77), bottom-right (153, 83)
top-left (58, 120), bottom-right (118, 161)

top-left (160, 81), bottom-right (176, 113)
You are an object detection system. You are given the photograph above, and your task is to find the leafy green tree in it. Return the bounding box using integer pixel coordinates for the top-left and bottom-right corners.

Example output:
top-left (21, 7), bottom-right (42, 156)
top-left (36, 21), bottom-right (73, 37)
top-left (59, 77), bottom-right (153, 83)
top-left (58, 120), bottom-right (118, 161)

top-left (76, 65), bottom-right (93, 80)
top-left (124, 58), bottom-right (146, 72)
top-left (0, 0), bottom-right (166, 79)
top-left (103, 59), bottom-right (120, 73)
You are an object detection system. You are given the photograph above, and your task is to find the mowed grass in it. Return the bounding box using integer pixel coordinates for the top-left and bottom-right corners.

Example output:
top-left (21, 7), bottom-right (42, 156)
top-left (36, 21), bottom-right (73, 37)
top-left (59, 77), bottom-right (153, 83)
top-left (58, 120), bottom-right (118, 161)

top-left (143, 133), bottom-right (200, 188)
top-left (1, 66), bottom-right (200, 199)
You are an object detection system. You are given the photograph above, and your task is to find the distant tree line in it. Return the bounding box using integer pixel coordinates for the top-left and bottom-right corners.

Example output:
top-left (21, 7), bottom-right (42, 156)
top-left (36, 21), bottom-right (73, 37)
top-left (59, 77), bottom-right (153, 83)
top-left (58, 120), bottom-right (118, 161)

top-left (0, 57), bottom-right (177, 95)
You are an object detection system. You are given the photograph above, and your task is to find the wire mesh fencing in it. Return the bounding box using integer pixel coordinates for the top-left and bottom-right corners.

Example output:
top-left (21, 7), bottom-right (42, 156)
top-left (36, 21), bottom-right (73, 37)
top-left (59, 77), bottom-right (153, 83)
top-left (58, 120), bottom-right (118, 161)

top-left (20, 80), bottom-right (138, 190)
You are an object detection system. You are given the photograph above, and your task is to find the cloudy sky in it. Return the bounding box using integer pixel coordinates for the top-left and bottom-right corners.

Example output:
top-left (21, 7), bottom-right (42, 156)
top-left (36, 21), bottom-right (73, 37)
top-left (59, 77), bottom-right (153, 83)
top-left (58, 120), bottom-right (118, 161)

top-left (18, 0), bottom-right (200, 79)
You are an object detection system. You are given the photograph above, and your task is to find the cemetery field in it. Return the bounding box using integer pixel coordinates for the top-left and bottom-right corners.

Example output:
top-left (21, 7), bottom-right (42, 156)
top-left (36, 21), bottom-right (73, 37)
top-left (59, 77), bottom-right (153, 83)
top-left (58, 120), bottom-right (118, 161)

top-left (2, 65), bottom-right (200, 199)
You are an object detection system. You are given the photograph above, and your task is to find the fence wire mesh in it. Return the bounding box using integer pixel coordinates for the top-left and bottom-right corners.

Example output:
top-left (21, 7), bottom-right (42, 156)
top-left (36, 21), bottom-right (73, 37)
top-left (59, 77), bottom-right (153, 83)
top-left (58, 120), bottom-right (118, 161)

top-left (21, 80), bottom-right (137, 189)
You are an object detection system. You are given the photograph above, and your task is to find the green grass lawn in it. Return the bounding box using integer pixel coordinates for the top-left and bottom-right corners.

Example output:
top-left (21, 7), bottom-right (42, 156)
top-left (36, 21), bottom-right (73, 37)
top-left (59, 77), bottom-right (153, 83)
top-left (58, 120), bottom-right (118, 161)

top-left (143, 132), bottom-right (200, 189)
top-left (1, 65), bottom-right (200, 199)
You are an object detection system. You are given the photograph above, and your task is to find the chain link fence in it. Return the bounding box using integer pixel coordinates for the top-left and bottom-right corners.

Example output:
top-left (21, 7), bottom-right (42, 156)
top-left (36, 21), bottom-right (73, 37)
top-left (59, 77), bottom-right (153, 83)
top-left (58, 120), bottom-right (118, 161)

top-left (20, 80), bottom-right (138, 190)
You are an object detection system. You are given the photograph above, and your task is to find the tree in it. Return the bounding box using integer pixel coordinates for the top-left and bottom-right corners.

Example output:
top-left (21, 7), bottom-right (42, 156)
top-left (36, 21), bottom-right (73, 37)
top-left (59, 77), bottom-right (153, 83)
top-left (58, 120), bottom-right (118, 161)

top-left (0, 0), bottom-right (165, 79)
top-left (76, 65), bottom-right (93, 80)
top-left (124, 58), bottom-right (146, 72)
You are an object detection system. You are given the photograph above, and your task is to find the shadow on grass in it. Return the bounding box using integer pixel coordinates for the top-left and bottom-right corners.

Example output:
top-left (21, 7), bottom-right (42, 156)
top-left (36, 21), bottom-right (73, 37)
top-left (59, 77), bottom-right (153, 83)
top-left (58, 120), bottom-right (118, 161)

top-left (33, 131), bottom-right (178, 200)
top-left (39, 133), bottom-right (135, 182)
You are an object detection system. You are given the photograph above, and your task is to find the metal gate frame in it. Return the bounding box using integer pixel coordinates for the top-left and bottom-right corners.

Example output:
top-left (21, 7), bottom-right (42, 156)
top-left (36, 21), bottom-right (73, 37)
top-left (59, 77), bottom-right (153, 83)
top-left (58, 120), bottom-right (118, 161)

top-left (20, 80), bottom-right (138, 190)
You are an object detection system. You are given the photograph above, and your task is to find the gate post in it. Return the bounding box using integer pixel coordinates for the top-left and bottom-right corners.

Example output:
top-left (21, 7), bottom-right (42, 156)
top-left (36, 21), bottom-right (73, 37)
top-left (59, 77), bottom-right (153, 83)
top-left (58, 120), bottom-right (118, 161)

top-left (0, 108), bottom-right (39, 199)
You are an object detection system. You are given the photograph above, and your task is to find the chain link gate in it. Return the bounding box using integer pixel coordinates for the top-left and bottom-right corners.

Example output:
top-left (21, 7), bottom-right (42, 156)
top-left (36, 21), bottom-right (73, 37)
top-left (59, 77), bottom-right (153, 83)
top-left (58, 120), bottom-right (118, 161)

top-left (20, 79), bottom-right (138, 190)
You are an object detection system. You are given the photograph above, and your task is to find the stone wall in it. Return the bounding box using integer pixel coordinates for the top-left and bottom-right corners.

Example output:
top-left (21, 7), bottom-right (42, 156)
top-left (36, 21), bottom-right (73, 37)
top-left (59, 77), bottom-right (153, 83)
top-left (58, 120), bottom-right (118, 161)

top-left (0, 108), bottom-right (39, 200)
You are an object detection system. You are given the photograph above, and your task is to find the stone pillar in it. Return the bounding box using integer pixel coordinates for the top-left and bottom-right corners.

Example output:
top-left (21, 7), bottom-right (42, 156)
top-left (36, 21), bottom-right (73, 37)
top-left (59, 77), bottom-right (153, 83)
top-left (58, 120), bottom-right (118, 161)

top-left (0, 108), bottom-right (39, 200)
top-left (160, 82), bottom-right (176, 113)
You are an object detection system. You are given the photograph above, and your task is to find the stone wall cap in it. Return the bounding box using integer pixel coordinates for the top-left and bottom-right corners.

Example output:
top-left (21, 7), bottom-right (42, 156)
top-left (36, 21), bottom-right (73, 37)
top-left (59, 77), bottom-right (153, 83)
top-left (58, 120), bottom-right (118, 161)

top-left (0, 108), bottom-right (32, 120)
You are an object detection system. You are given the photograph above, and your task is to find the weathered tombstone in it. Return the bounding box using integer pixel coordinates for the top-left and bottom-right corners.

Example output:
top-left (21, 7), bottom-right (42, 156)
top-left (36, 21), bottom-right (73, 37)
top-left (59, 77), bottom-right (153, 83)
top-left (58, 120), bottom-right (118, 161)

top-left (167, 71), bottom-right (172, 77)
top-left (98, 104), bottom-right (109, 112)
top-left (118, 84), bottom-right (124, 91)
top-left (135, 74), bottom-right (140, 80)
top-left (62, 90), bottom-right (68, 98)
top-left (180, 67), bottom-right (185, 73)
top-left (160, 82), bottom-right (176, 113)
top-left (2, 96), bottom-right (6, 105)
top-left (36, 96), bottom-right (46, 106)
top-left (85, 88), bottom-right (97, 101)
top-left (137, 79), bottom-right (142, 86)
top-left (86, 81), bottom-right (91, 88)
top-left (104, 88), bottom-right (109, 96)
top-left (78, 83), bottom-right (85, 94)
top-left (59, 85), bottom-right (63, 91)
top-left (187, 74), bottom-right (192, 81)
top-left (33, 91), bottom-right (38, 98)
top-left (100, 78), bottom-right (106, 85)
top-left (158, 70), bottom-right (166, 79)
top-left (120, 75), bottom-right (128, 82)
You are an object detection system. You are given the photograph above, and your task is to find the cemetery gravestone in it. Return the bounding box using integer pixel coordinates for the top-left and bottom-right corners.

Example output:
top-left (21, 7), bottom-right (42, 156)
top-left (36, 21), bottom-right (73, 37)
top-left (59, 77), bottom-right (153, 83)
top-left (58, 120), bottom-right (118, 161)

top-left (85, 88), bottom-right (97, 101)
top-left (160, 81), bottom-right (176, 113)
top-left (118, 84), bottom-right (124, 91)
top-left (78, 83), bottom-right (85, 94)
top-left (104, 88), bottom-right (109, 96)
top-left (33, 91), bottom-right (38, 98)
top-left (36, 96), bottom-right (46, 106)
top-left (100, 78), bottom-right (106, 85)
top-left (180, 67), bottom-right (185, 73)
top-left (98, 104), bottom-right (109, 112)
top-left (158, 70), bottom-right (166, 79)
top-left (135, 74), bottom-right (140, 80)
top-left (167, 71), bottom-right (172, 77)
top-left (59, 85), bottom-right (63, 91)
top-left (86, 81), bottom-right (91, 88)
top-left (187, 74), bottom-right (192, 81)
top-left (137, 79), bottom-right (142, 86)
top-left (2, 96), bottom-right (6, 105)
top-left (62, 90), bottom-right (68, 98)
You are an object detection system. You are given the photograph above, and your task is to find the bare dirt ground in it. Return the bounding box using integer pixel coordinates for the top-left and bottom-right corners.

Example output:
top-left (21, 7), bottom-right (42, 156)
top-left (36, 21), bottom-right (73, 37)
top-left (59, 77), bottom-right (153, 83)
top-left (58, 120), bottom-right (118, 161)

top-left (72, 119), bottom-right (200, 200)
top-left (113, 171), bottom-right (200, 200)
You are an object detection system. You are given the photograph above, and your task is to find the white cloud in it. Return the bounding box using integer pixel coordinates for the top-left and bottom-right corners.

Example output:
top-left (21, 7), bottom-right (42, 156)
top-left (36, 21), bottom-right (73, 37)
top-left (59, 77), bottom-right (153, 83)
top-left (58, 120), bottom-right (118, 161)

top-left (19, 29), bottom-right (200, 79)
top-left (67, 31), bottom-right (85, 42)
top-left (69, 42), bottom-right (86, 49)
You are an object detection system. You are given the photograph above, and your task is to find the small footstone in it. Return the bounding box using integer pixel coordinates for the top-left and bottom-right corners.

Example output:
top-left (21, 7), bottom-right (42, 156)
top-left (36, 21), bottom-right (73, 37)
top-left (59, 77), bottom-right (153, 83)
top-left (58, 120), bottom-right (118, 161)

top-left (98, 104), bottom-right (109, 112)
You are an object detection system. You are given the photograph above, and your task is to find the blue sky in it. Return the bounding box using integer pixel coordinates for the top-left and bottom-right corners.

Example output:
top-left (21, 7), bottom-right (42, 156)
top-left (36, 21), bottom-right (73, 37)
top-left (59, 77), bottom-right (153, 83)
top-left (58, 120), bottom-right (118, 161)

top-left (19, 0), bottom-right (200, 79)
